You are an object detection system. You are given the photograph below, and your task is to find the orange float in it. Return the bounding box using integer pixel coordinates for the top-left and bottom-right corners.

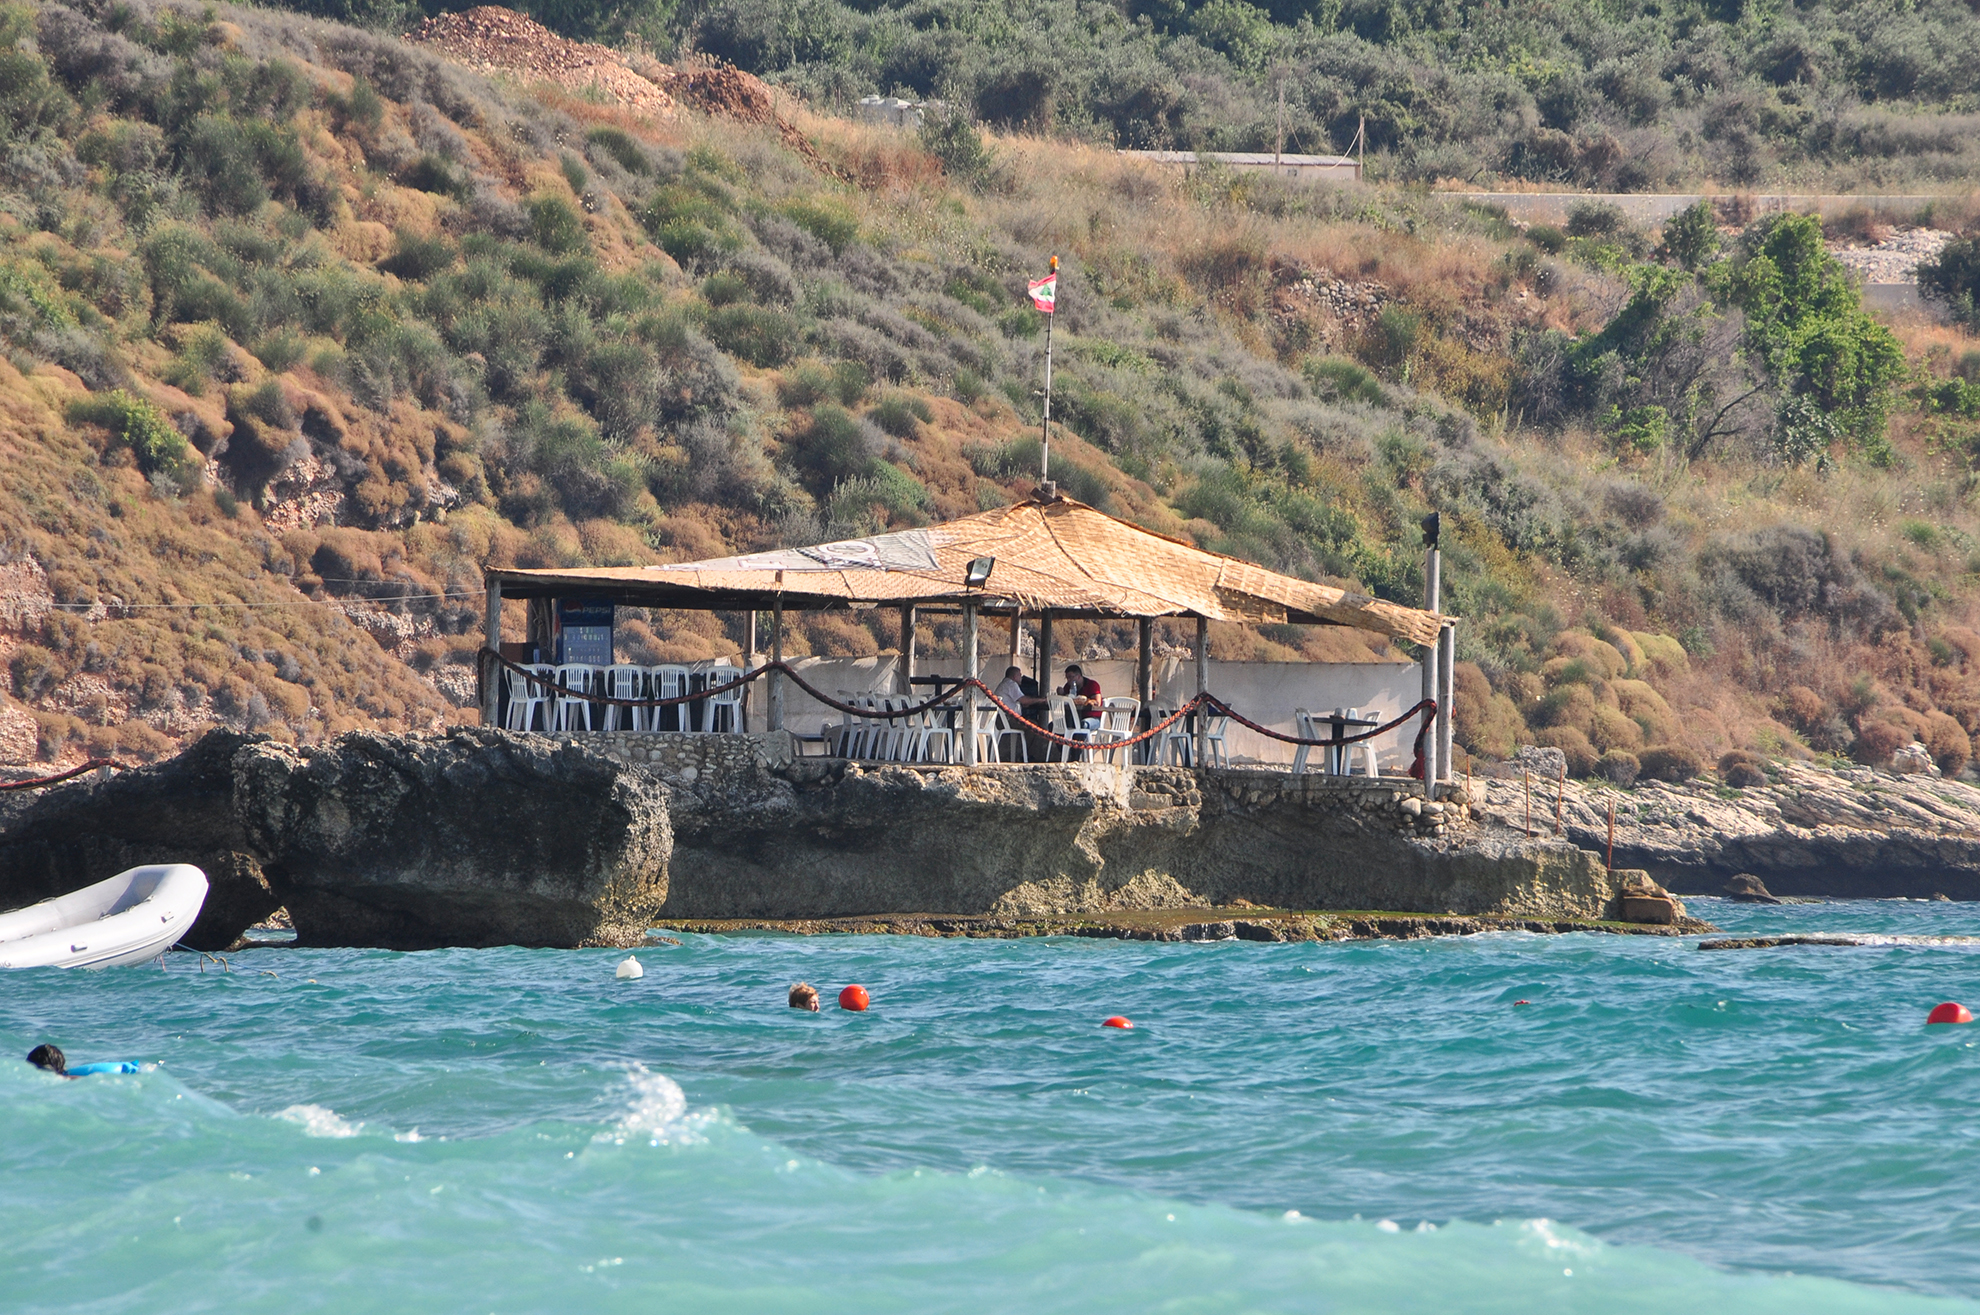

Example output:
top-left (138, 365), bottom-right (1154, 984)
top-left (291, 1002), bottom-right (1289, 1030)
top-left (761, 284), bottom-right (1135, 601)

top-left (1926, 1002), bottom-right (1973, 1025)
top-left (838, 984), bottom-right (869, 1012)
top-left (1102, 1016), bottom-right (1133, 1030)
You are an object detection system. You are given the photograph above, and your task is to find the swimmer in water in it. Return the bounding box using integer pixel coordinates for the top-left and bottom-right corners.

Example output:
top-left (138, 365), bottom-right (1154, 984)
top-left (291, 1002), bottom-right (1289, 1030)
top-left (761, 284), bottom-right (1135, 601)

top-left (788, 982), bottom-right (820, 1012)
top-left (27, 1044), bottom-right (137, 1077)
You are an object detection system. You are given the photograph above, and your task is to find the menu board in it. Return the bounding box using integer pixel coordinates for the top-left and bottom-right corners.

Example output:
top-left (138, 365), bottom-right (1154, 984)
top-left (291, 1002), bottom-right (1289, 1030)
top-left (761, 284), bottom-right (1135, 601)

top-left (555, 599), bottom-right (614, 665)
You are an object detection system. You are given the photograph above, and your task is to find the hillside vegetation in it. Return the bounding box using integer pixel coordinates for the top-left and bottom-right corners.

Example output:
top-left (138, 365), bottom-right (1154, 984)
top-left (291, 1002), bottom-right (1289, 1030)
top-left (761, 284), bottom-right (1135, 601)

top-left (286, 0), bottom-right (1980, 192)
top-left (2, 0), bottom-right (1979, 784)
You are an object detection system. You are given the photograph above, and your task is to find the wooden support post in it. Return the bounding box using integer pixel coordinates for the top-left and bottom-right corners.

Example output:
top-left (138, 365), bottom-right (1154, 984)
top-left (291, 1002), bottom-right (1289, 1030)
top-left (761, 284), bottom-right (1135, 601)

top-left (1140, 613), bottom-right (1156, 720)
top-left (1193, 615), bottom-right (1209, 768)
top-left (1006, 608), bottom-right (1022, 673)
top-left (743, 610), bottom-right (757, 732)
top-left (769, 587), bottom-right (785, 732)
top-left (963, 599), bottom-right (980, 766)
top-left (481, 576), bottom-right (503, 727)
top-left (900, 604), bottom-right (915, 695)
top-left (1037, 614), bottom-right (1053, 690)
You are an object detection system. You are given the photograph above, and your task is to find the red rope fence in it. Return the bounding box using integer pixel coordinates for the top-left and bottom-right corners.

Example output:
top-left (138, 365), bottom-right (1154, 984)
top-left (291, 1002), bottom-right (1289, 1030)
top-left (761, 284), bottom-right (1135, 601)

top-left (0, 759), bottom-right (125, 790)
top-left (477, 649), bottom-right (1437, 753)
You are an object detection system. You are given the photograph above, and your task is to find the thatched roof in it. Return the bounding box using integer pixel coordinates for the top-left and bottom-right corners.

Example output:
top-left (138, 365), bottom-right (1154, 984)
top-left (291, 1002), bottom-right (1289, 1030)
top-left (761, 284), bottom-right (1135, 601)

top-left (484, 496), bottom-right (1443, 646)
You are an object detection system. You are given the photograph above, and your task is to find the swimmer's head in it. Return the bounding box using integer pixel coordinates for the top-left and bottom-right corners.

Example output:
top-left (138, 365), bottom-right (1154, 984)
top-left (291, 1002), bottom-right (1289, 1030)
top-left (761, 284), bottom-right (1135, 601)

top-left (27, 1044), bottom-right (65, 1074)
top-left (788, 982), bottom-right (820, 1012)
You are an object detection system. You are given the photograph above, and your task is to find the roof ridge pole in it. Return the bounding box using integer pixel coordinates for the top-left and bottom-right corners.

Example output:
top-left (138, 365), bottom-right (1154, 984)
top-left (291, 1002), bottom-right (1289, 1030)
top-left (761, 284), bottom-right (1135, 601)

top-left (482, 575), bottom-right (502, 727)
top-left (963, 599), bottom-right (980, 766)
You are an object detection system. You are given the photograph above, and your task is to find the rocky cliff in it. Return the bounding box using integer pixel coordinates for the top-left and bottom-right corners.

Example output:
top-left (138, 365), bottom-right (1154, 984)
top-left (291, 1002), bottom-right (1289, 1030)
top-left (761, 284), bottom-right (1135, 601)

top-left (1473, 760), bottom-right (1980, 899)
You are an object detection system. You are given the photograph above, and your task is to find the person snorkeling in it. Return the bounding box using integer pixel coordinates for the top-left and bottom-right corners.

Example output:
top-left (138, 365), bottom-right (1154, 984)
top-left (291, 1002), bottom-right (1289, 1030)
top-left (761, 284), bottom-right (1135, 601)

top-left (788, 982), bottom-right (820, 1012)
top-left (27, 1044), bottom-right (138, 1078)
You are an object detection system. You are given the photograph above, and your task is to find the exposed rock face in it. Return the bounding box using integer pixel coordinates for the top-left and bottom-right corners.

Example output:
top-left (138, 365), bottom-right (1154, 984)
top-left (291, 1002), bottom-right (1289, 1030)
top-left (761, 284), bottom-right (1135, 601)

top-left (234, 730), bottom-right (671, 949)
top-left (658, 754), bottom-right (1632, 923)
top-left (1473, 762), bottom-right (1980, 899)
top-left (0, 731), bottom-right (277, 950)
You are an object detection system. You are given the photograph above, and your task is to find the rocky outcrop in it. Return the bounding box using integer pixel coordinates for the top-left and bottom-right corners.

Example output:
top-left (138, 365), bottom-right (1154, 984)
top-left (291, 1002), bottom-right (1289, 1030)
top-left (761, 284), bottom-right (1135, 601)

top-left (0, 731), bottom-right (277, 950)
top-left (1473, 762), bottom-right (1980, 899)
top-left (233, 730), bottom-right (670, 949)
top-left (3, 727), bottom-right (1694, 950)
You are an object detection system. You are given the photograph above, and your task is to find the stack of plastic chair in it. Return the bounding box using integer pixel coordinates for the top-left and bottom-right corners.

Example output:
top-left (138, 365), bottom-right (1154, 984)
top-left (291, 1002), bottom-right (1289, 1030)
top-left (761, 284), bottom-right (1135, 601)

top-left (906, 702), bottom-right (956, 763)
top-left (702, 662), bottom-right (743, 733)
top-left (600, 665), bottom-right (647, 732)
top-left (649, 665), bottom-right (690, 732)
top-left (504, 665), bottom-right (556, 732)
top-left (1291, 708), bottom-right (1317, 774)
top-left (552, 664), bottom-right (596, 732)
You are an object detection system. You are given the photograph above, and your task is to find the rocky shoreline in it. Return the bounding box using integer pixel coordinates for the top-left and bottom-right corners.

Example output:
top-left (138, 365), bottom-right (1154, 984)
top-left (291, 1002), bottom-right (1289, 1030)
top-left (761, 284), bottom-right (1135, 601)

top-left (1471, 758), bottom-right (1980, 900)
top-left (651, 906), bottom-right (1713, 942)
top-left (0, 727), bottom-right (1705, 950)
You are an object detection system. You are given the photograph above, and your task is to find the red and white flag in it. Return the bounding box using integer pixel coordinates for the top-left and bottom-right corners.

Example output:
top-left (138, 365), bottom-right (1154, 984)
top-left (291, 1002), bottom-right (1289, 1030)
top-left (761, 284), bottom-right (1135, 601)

top-left (1028, 272), bottom-right (1057, 313)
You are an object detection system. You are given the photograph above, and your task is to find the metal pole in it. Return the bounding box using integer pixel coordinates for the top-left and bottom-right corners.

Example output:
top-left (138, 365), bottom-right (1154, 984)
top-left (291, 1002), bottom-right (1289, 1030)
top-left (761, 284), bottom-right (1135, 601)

top-left (963, 599), bottom-right (980, 766)
top-left (743, 609), bottom-right (757, 732)
top-left (1437, 623), bottom-right (1455, 784)
top-left (482, 576), bottom-right (502, 727)
top-left (1194, 615), bottom-right (1209, 768)
top-left (900, 603), bottom-right (915, 695)
top-left (769, 587), bottom-right (785, 732)
top-left (1422, 545), bottom-right (1440, 796)
top-left (1040, 294), bottom-right (1054, 486)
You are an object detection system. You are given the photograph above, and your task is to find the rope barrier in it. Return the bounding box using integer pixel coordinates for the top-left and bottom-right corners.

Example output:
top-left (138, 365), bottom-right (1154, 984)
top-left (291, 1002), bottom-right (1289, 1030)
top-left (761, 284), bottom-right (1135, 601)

top-left (0, 759), bottom-right (125, 790)
top-left (478, 649), bottom-right (1438, 753)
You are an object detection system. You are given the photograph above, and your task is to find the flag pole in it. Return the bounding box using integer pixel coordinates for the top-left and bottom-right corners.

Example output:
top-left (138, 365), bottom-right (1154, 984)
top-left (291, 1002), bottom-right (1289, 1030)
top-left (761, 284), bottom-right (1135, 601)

top-left (1040, 254), bottom-right (1056, 489)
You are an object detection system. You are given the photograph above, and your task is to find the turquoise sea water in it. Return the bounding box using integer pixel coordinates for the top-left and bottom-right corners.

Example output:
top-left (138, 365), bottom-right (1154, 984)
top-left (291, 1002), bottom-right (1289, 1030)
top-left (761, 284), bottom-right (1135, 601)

top-left (5, 899), bottom-right (1980, 1313)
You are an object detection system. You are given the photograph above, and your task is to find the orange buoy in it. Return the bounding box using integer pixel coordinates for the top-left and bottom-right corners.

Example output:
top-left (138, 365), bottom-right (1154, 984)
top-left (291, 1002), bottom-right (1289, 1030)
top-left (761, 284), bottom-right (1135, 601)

top-left (1513, 1000), bottom-right (1531, 1007)
top-left (1927, 1002), bottom-right (1973, 1025)
top-left (1102, 1016), bottom-right (1133, 1029)
top-left (838, 984), bottom-right (869, 1012)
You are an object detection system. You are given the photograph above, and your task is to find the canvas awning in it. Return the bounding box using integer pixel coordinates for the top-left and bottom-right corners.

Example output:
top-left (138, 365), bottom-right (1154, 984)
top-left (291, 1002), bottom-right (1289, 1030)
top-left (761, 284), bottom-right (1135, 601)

top-left (483, 496), bottom-right (1444, 647)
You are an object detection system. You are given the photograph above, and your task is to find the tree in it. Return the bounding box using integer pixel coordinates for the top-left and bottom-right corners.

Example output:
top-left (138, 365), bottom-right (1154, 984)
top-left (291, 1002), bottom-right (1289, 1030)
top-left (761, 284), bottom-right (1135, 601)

top-left (1918, 236), bottom-right (1980, 330)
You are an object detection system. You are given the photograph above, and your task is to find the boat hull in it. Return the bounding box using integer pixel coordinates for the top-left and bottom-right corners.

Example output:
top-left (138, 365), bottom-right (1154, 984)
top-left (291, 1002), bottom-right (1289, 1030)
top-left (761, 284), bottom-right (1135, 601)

top-left (0, 864), bottom-right (210, 969)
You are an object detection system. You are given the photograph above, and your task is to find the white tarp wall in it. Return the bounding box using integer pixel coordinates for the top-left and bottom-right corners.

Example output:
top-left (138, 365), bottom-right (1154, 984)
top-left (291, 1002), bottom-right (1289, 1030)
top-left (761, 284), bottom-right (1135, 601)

top-left (753, 655), bottom-right (1422, 769)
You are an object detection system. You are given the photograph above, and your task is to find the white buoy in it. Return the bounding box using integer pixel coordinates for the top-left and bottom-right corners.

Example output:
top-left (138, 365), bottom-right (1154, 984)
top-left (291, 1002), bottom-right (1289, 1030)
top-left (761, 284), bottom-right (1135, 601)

top-left (615, 956), bottom-right (643, 980)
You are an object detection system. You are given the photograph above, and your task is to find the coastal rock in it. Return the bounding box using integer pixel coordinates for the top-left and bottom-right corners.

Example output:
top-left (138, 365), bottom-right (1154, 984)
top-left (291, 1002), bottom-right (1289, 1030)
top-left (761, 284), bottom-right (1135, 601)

top-left (1473, 761), bottom-right (1980, 899)
top-left (1723, 873), bottom-right (1781, 903)
top-left (234, 730), bottom-right (671, 949)
top-left (0, 730), bottom-right (278, 950)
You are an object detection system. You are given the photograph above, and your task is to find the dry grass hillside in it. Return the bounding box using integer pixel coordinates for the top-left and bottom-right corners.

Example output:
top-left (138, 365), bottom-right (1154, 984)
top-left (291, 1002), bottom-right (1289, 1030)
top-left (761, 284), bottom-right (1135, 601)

top-left (3, 0), bottom-right (1979, 785)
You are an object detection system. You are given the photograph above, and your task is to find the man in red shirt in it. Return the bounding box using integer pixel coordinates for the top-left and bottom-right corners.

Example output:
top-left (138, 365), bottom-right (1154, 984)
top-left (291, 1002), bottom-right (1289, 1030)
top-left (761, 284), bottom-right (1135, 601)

top-left (1059, 663), bottom-right (1102, 729)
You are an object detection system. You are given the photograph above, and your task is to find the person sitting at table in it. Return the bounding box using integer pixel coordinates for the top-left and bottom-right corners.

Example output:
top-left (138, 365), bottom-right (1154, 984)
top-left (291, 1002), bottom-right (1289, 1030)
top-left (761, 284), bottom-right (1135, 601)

top-left (993, 666), bottom-right (1027, 709)
top-left (1058, 664), bottom-right (1102, 729)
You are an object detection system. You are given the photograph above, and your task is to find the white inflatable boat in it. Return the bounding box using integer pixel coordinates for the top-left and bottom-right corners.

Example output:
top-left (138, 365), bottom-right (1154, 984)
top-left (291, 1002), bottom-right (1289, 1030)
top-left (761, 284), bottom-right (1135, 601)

top-left (0, 864), bottom-right (209, 968)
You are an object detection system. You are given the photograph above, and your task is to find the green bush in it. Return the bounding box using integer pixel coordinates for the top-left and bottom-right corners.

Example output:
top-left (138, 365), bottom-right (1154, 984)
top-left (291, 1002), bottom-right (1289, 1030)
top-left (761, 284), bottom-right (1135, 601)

top-left (585, 126), bottom-right (652, 175)
top-left (781, 198), bottom-right (858, 255)
top-left (1918, 236), bottom-right (1980, 329)
top-left (524, 194), bottom-right (587, 255)
top-left (378, 230), bottom-right (457, 282)
top-left (1638, 744), bottom-right (1703, 782)
top-left (1597, 749), bottom-right (1640, 786)
top-left (703, 303), bottom-right (796, 367)
top-left (870, 391), bottom-right (932, 437)
top-left (68, 389), bottom-right (199, 484)
top-left (400, 154), bottom-right (469, 200)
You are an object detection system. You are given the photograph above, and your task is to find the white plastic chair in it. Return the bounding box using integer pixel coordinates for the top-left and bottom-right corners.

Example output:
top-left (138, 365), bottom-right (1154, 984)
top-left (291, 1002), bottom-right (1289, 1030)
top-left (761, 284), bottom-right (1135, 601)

top-left (990, 706), bottom-right (1027, 763)
top-left (1086, 697), bottom-right (1139, 764)
top-left (551, 664), bottom-right (597, 732)
top-left (1160, 707), bottom-right (1195, 766)
top-left (600, 665), bottom-right (646, 732)
top-left (649, 665), bottom-right (690, 732)
top-left (702, 662), bottom-right (743, 733)
top-left (1291, 708), bottom-right (1317, 774)
top-left (906, 702), bottom-right (956, 763)
top-left (1043, 695), bottom-right (1079, 762)
top-left (1342, 706), bottom-right (1381, 777)
top-left (504, 664), bottom-right (556, 732)
top-left (1200, 709), bottom-right (1231, 768)
top-left (972, 705), bottom-right (1008, 763)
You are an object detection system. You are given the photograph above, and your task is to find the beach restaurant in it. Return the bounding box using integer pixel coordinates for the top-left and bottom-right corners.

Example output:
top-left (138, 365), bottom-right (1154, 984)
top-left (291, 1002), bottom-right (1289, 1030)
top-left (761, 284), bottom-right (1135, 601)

top-left (479, 494), bottom-right (1458, 782)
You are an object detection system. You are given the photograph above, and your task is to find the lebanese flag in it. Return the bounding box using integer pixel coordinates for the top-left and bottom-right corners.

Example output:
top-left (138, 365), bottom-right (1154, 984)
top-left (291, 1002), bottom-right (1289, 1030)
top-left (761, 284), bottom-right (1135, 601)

top-left (1028, 272), bottom-right (1057, 313)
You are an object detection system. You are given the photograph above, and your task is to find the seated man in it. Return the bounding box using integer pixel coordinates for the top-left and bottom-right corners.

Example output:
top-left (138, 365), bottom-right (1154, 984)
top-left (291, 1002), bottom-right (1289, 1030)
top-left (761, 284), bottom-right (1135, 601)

top-left (993, 666), bottom-right (1027, 710)
top-left (1058, 664), bottom-right (1103, 729)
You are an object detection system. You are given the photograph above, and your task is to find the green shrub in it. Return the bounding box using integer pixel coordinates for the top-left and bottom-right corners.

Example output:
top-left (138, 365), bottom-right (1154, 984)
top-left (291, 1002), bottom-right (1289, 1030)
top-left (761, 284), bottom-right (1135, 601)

top-left (786, 404), bottom-right (880, 491)
top-left (400, 154), bottom-right (469, 200)
top-left (1527, 225), bottom-right (1567, 255)
top-left (1638, 744), bottom-right (1703, 782)
top-left (919, 110), bottom-right (990, 186)
top-left (1597, 749), bottom-right (1640, 786)
top-left (377, 230), bottom-right (457, 282)
top-left (524, 194), bottom-right (587, 254)
top-left (701, 270), bottom-right (750, 306)
top-left (702, 303), bottom-right (796, 367)
top-left (162, 323), bottom-right (230, 395)
top-left (781, 198), bottom-right (858, 255)
top-left (67, 389), bottom-right (199, 484)
top-left (1918, 236), bottom-right (1980, 330)
top-left (1718, 750), bottom-right (1769, 787)
top-left (585, 126), bottom-right (652, 175)
top-left (1304, 356), bottom-right (1386, 407)
top-left (870, 391), bottom-right (932, 437)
